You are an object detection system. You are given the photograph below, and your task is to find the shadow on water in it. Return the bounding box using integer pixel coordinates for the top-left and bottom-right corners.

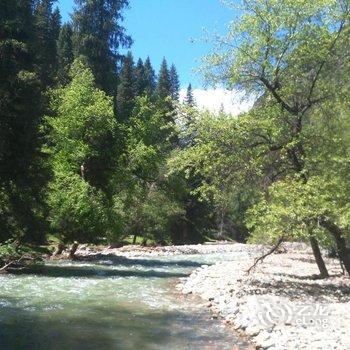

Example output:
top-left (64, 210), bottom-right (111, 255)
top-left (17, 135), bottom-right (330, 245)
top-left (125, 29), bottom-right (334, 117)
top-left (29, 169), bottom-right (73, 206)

top-left (0, 298), bottom-right (238, 350)
top-left (0, 254), bottom-right (249, 350)
top-left (12, 264), bottom-right (189, 279)
top-left (10, 255), bottom-right (210, 279)
top-left (76, 254), bottom-right (207, 268)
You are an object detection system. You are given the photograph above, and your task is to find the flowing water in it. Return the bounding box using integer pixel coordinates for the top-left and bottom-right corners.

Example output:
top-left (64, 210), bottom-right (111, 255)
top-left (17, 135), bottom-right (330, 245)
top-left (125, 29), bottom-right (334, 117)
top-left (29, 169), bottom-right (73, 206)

top-left (0, 252), bottom-right (248, 349)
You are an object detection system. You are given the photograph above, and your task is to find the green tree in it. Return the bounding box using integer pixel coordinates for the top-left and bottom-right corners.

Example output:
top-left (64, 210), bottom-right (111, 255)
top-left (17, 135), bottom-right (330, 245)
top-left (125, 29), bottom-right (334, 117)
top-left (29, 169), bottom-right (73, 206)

top-left (156, 58), bottom-right (171, 99)
top-left (51, 7), bottom-right (61, 39)
top-left (134, 58), bottom-right (146, 96)
top-left (184, 83), bottom-right (195, 106)
top-left (115, 52), bottom-right (135, 122)
top-left (33, 0), bottom-right (61, 87)
top-left (143, 56), bottom-right (156, 95)
top-left (0, 0), bottom-right (46, 244)
top-left (57, 23), bottom-right (74, 85)
top-left (169, 63), bottom-right (180, 100)
top-left (202, 0), bottom-right (350, 275)
top-left (45, 60), bottom-right (121, 246)
top-left (170, 110), bottom-right (259, 242)
top-left (72, 0), bottom-right (132, 94)
top-left (114, 95), bottom-right (183, 244)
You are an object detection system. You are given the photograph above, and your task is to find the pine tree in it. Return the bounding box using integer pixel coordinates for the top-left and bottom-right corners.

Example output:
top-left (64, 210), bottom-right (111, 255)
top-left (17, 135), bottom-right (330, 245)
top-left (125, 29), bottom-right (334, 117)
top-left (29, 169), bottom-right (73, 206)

top-left (33, 0), bottom-right (61, 88)
top-left (51, 7), bottom-right (61, 36)
top-left (0, 0), bottom-right (45, 243)
top-left (57, 23), bottom-right (74, 84)
top-left (115, 52), bottom-right (135, 122)
top-left (156, 58), bottom-right (171, 99)
top-left (184, 83), bottom-right (196, 107)
top-left (134, 58), bottom-right (146, 96)
top-left (72, 0), bottom-right (132, 94)
top-left (143, 56), bottom-right (156, 95)
top-left (50, 6), bottom-right (61, 73)
top-left (169, 63), bottom-right (180, 100)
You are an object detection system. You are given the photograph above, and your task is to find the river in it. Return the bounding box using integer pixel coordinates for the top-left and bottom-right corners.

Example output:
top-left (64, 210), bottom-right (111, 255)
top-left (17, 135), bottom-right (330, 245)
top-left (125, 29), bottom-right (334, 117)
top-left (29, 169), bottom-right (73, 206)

top-left (0, 252), bottom-right (249, 349)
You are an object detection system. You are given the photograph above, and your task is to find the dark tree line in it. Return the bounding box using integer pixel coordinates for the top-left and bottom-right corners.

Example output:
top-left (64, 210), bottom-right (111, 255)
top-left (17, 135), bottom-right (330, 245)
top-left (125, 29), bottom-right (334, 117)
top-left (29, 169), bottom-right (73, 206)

top-left (0, 0), bottom-right (205, 254)
top-left (0, 0), bottom-right (125, 244)
top-left (115, 54), bottom-right (181, 122)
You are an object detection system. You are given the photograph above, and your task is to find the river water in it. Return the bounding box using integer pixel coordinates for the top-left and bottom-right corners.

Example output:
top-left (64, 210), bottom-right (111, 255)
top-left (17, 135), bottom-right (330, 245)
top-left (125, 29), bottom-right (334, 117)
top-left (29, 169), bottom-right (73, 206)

top-left (0, 252), bottom-right (248, 349)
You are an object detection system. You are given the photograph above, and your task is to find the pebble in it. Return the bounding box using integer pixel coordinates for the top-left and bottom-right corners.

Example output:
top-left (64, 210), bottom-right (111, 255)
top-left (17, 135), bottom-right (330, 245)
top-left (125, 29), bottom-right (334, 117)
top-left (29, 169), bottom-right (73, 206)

top-left (75, 242), bottom-right (350, 349)
top-left (177, 242), bottom-right (350, 350)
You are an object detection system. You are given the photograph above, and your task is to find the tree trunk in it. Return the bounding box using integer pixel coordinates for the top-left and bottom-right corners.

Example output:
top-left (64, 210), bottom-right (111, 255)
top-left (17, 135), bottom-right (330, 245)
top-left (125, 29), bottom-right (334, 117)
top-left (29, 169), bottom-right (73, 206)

top-left (320, 218), bottom-right (350, 275)
top-left (182, 221), bottom-right (189, 244)
top-left (132, 233), bottom-right (137, 244)
top-left (68, 242), bottom-right (79, 259)
top-left (309, 236), bottom-right (329, 278)
top-left (53, 242), bottom-right (66, 256)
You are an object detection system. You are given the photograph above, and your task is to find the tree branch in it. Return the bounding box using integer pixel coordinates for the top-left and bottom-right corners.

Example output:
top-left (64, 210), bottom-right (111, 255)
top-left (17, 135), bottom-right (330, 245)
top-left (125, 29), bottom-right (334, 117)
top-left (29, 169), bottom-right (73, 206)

top-left (247, 236), bottom-right (284, 274)
top-left (0, 256), bottom-right (25, 272)
top-left (258, 76), bottom-right (296, 114)
top-left (306, 20), bottom-right (345, 106)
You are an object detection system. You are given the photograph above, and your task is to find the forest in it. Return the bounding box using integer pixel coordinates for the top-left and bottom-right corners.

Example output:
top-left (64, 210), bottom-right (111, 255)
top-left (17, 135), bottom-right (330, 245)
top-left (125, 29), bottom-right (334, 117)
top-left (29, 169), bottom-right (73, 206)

top-left (1, 0), bottom-right (350, 279)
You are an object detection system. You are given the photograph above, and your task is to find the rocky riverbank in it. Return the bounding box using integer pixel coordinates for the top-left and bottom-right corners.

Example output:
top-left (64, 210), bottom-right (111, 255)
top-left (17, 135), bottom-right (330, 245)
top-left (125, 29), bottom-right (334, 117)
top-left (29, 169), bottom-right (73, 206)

top-left (177, 243), bottom-right (350, 350)
top-left (70, 242), bottom-right (350, 348)
top-left (75, 241), bottom-right (263, 257)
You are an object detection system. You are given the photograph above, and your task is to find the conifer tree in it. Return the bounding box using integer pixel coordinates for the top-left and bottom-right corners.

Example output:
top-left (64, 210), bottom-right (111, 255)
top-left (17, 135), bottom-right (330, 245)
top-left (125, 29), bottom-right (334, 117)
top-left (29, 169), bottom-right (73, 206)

top-left (0, 0), bottom-right (45, 243)
top-left (143, 56), bottom-right (156, 95)
top-left (57, 23), bottom-right (74, 85)
top-left (156, 58), bottom-right (171, 99)
top-left (51, 7), bottom-right (61, 43)
top-left (169, 63), bottom-right (180, 100)
top-left (134, 58), bottom-right (146, 96)
top-left (50, 6), bottom-right (61, 74)
top-left (115, 52), bottom-right (135, 122)
top-left (33, 0), bottom-right (61, 88)
top-left (184, 83), bottom-right (196, 107)
top-left (72, 0), bottom-right (132, 94)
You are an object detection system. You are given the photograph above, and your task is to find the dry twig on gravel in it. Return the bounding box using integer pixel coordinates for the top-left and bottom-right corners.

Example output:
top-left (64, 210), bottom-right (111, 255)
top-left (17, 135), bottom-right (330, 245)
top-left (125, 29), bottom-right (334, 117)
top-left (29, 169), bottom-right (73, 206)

top-left (247, 236), bottom-right (284, 274)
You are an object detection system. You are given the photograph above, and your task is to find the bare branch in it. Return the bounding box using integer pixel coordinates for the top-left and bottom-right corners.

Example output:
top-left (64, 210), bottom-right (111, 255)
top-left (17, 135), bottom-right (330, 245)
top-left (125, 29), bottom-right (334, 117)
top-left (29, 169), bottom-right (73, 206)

top-left (0, 255), bottom-right (35, 272)
top-left (247, 236), bottom-right (284, 274)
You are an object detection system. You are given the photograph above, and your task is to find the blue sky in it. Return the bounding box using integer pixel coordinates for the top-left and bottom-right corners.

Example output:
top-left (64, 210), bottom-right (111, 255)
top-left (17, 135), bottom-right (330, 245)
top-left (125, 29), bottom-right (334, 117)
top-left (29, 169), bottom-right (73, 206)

top-left (57, 0), bottom-right (236, 89)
